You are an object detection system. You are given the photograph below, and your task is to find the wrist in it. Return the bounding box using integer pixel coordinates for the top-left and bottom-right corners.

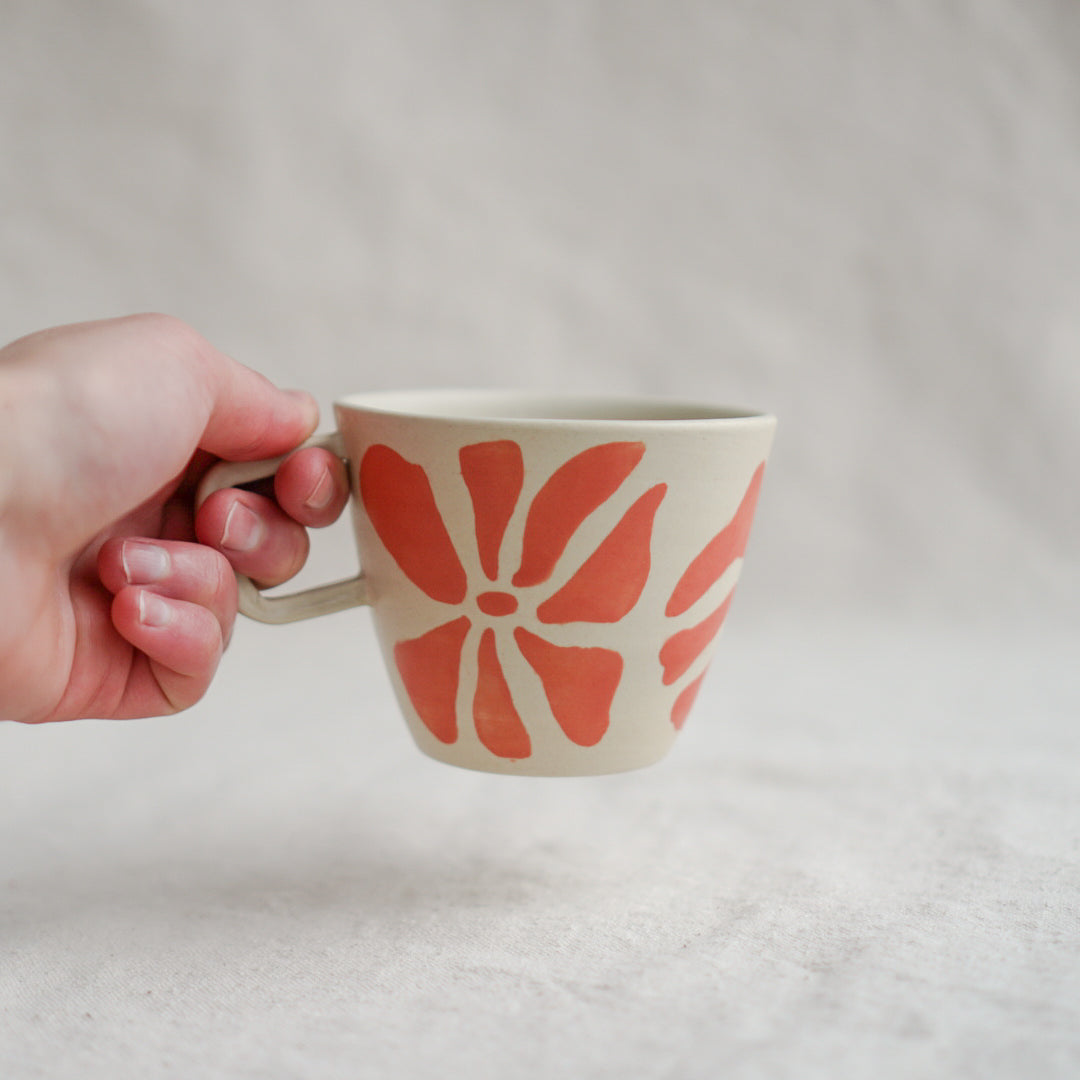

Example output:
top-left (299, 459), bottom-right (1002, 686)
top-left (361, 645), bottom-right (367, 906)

top-left (0, 365), bottom-right (17, 530)
top-left (0, 356), bottom-right (51, 544)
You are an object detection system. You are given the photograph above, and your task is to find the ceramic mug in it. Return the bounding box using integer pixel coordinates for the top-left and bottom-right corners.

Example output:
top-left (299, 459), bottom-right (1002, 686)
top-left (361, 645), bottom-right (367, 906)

top-left (197, 391), bottom-right (776, 776)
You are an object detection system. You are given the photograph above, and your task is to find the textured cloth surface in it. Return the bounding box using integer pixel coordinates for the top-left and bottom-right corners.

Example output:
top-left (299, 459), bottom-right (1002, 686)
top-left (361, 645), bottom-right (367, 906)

top-left (1, 1), bottom-right (1079, 1077)
top-left (2, 618), bottom-right (1078, 1080)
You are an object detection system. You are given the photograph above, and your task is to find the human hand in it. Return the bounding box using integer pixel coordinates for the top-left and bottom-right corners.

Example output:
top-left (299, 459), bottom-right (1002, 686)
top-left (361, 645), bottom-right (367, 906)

top-left (0, 314), bottom-right (349, 723)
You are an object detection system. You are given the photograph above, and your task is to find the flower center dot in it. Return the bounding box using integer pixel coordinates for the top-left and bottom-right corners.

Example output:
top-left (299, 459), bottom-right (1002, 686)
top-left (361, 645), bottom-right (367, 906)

top-left (477, 591), bottom-right (519, 616)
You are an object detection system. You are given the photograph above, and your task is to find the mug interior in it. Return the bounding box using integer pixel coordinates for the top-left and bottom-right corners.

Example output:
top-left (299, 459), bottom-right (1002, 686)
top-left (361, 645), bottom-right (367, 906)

top-left (336, 389), bottom-right (771, 424)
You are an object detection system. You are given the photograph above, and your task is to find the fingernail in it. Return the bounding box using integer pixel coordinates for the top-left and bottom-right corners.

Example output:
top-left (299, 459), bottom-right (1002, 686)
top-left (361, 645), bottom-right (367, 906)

top-left (304, 466), bottom-right (334, 511)
top-left (138, 591), bottom-right (173, 628)
top-left (221, 502), bottom-right (265, 552)
top-left (121, 541), bottom-right (170, 584)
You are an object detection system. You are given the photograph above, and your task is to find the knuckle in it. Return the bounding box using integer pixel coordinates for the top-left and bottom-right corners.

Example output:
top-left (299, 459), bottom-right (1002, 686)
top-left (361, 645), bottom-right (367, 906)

top-left (268, 529), bottom-right (310, 587)
top-left (208, 548), bottom-right (238, 603)
top-left (130, 312), bottom-right (205, 353)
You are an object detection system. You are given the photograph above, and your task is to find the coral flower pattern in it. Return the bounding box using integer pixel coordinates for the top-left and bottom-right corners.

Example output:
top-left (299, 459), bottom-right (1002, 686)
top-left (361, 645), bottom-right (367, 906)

top-left (660, 463), bottom-right (766, 730)
top-left (360, 440), bottom-right (667, 760)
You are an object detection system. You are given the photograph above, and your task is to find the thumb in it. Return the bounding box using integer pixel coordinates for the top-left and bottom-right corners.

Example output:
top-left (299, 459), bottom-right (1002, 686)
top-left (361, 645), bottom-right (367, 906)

top-left (198, 361), bottom-right (320, 462)
top-left (0, 314), bottom-right (322, 554)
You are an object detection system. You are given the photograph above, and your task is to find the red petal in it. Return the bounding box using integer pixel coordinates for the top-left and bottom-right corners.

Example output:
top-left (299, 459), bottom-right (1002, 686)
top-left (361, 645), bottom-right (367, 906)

top-left (360, 445), bottom-right (467, 604)
top-left (671, 672), bottom-right (707, 730)
top-left (393, 617), bottom-right (471, 743)
top-left (512, 442), bottom-right (646, 588)
top-left (474, 629), bottom-right (532, 759)
top-left (514, 628), bottom-right (621, 747)
top-left (659, 594), bottom-right (733, 685)
top-left (459, 441), bottom-right (524, 581)
top-left (537, 484), bottom-right (667, 624)
top-left (665, 463), bottom-right (765, 618)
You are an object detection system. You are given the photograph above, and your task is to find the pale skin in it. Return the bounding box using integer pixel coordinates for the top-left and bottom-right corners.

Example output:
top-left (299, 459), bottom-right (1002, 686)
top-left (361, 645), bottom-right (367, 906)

top-left (0, 314), bottom-right (350, 724)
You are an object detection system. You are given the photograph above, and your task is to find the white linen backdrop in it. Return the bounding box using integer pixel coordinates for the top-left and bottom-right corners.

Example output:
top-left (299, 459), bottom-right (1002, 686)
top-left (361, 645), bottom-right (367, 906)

top-left (1, 3), bottom-right (1077, 1078)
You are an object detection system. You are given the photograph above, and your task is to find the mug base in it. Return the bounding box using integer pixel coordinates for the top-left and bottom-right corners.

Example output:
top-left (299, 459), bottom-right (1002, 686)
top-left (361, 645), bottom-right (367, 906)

top-left (414, 739), bottom-right (674, 777)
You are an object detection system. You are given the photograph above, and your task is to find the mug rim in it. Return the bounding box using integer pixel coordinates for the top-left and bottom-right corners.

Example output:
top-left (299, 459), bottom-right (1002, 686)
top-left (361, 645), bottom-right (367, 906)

top-left (335, 389), bottom-right (776, 427)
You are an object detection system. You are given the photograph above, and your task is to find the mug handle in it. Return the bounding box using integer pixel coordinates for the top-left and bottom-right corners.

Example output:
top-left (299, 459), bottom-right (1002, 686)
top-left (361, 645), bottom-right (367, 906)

top-left (194, 432), bottom-right (369, 624)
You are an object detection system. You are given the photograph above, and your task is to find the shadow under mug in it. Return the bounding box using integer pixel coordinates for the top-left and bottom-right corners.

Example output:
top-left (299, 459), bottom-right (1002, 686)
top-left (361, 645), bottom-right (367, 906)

top-left (196, 391), bottom-right (777, 776)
